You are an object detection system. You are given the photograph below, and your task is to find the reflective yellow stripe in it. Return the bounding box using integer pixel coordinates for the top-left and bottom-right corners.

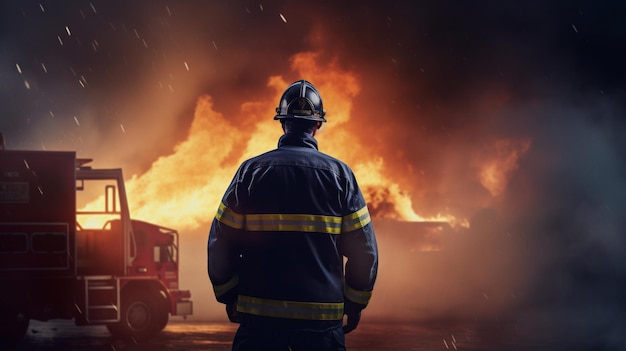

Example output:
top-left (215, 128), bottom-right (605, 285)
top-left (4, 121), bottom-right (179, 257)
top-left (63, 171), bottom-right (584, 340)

top-left (344, 284), bottom-right (373, 305)
top-left (237, 295), bottom-right (344, 320)
top-left (246, 213), bottom-right (342, 234)
top-left (213, 274), bottom-right (239, 298)
top-left (342, 206), bottom-right (371, 232)
top-left (215, 202), bottom-right (245, 229)
top-left (216, 203), bottom-right (370, 234)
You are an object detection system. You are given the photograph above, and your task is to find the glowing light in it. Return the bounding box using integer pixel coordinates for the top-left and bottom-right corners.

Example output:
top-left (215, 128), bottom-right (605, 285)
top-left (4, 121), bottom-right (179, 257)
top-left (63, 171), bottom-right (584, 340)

top-left (476, 138), bottom-right (531, 197)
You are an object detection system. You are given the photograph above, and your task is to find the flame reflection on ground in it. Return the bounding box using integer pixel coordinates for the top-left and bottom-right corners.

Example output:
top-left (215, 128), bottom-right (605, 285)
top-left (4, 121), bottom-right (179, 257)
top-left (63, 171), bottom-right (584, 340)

top-left (10, 319), bottom-right (576, 351)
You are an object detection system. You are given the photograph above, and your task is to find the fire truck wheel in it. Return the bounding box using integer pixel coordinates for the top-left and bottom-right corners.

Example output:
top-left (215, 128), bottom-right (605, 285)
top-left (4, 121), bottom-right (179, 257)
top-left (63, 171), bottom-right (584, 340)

top-left (107, 290), bottom-right (166, 342)
top-left (155, 290), bottom-right (169, 332)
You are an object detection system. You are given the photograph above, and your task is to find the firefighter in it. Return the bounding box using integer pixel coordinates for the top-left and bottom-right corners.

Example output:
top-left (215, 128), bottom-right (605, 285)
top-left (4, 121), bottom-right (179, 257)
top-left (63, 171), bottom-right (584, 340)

top-left (208, 80), bottom-right (378, 351)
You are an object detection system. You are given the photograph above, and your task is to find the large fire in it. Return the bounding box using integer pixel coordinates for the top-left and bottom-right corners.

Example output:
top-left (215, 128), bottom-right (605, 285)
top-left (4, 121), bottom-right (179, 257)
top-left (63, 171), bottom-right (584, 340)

top-left (80, 52), bottom-right (530, 234)
top-left (118, 52), bottom-right (452, 232)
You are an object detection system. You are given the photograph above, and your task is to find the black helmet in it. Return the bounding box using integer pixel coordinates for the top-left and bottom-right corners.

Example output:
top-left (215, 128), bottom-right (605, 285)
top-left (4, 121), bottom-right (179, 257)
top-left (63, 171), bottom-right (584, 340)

top-left (274, 80), bottom-right (327, 122)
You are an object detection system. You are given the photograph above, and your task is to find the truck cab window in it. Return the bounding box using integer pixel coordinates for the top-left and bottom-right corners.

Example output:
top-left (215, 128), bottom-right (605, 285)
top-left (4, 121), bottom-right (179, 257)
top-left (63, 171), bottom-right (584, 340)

top-left (76, 180), bottom-right (122, 229)
top-left (154, 244), bottom-right (176, 263)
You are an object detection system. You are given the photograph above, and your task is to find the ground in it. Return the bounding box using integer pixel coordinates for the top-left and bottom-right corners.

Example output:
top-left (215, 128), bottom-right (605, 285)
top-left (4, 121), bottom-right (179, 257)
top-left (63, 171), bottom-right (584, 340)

top-left (3, 318), bottom-right (585, 351)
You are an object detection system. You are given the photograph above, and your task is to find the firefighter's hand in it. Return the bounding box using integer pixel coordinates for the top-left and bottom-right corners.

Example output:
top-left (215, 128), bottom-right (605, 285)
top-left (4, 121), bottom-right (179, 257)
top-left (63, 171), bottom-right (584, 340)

top-left (342, 300), bottom-right (363, 334)
top-left (226, 303), bottom-right (239, 323)
top-left (342, 311), bottom-right (361, 334)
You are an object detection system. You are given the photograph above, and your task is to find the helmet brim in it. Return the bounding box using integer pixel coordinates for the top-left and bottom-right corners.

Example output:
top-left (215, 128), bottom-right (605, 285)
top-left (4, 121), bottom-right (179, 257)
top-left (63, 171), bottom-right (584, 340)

top-left (274, 114), bottom-right (327, 122)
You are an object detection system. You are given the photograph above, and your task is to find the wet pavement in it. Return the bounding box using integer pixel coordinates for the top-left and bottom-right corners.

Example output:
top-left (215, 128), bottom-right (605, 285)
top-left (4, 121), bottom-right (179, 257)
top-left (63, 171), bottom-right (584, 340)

top-left (2, 318), bottom-right (579, 351)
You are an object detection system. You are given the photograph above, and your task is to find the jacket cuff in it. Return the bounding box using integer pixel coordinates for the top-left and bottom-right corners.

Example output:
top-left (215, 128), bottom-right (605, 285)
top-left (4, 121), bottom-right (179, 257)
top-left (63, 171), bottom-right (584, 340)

top-left (344, 284), bottom-right (372, 307)
top-left (213, 274), bottom-right (239, 304)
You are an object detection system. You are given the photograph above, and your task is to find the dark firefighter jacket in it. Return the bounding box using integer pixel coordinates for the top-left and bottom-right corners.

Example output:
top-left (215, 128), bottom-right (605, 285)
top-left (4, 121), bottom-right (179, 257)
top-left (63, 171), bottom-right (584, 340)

top-left (208, 131), bottom-right (378, 330)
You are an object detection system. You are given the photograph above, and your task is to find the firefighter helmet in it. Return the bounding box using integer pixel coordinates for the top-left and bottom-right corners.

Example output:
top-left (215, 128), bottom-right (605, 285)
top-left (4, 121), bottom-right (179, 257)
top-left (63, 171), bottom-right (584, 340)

top-left (274, 80), bottom-right (327, 122)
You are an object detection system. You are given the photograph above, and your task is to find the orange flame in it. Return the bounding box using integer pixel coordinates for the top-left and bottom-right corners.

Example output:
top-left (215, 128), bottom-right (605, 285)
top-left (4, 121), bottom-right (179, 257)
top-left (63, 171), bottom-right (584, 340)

top-left (118, 52), bottom-right (459, 232)
top-left (475, 138), bottom-right (532, 197)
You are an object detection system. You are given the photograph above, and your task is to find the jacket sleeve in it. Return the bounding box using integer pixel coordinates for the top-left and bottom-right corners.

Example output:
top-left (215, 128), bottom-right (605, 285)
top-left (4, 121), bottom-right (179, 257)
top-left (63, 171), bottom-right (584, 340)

top-left (338, 175), bottom-right (379, 310)
top-left (207, 170), bottom-right (246, 305)
top-left (208, 216), bottom-right (241, 304)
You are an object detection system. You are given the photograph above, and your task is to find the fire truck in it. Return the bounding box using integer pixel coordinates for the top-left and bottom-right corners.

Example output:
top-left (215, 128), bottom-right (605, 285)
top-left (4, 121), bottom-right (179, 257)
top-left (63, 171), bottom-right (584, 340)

top-left (0, 147), bottom-right (192, 343)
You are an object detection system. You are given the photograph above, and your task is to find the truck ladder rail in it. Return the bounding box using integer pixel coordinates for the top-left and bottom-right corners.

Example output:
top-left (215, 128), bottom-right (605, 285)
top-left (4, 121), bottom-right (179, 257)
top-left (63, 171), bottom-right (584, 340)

top-left (81, 275), bottom-right (120, 324)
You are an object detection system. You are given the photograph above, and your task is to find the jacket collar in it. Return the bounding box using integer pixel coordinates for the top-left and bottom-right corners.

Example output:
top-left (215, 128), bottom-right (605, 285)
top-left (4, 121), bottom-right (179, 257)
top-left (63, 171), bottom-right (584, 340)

top-left (278, 132), bottom-right (319, 150)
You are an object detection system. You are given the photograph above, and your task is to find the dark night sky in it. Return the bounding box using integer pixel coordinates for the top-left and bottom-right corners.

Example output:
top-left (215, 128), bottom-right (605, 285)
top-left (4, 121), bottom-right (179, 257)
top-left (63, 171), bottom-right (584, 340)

top-left (2, 1), bottom-right (624, 130)
top-left (1, 1), bottom-right (626, 349)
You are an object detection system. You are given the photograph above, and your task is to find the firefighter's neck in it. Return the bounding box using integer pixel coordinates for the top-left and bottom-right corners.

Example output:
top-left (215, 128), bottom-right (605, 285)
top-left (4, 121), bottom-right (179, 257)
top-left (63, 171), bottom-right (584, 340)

top-left (282, 127), bottom-right (317, 137)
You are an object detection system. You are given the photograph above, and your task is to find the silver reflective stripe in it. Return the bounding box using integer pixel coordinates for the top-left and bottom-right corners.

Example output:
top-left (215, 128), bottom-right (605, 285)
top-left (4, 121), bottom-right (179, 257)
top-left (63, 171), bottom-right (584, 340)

top-left (213, 274), bottom-right (239, 298)
top-left (342, 206), bottom-right (371, 232)
top-left (344, 284), bottom-right (373, 305)
top-left (215, 203), bottom-right (371, 234)
top-left (246, 213), bottom-right (342, 234)
top-left (237, 295), bottom-right (344, 320)
top-left (215, 202), bottom-right (244, 229)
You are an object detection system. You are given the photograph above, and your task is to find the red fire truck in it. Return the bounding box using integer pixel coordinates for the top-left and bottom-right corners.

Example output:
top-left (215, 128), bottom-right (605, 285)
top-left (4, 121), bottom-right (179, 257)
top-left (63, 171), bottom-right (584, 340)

top-left (0, 147), bottom-right (192, 343)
